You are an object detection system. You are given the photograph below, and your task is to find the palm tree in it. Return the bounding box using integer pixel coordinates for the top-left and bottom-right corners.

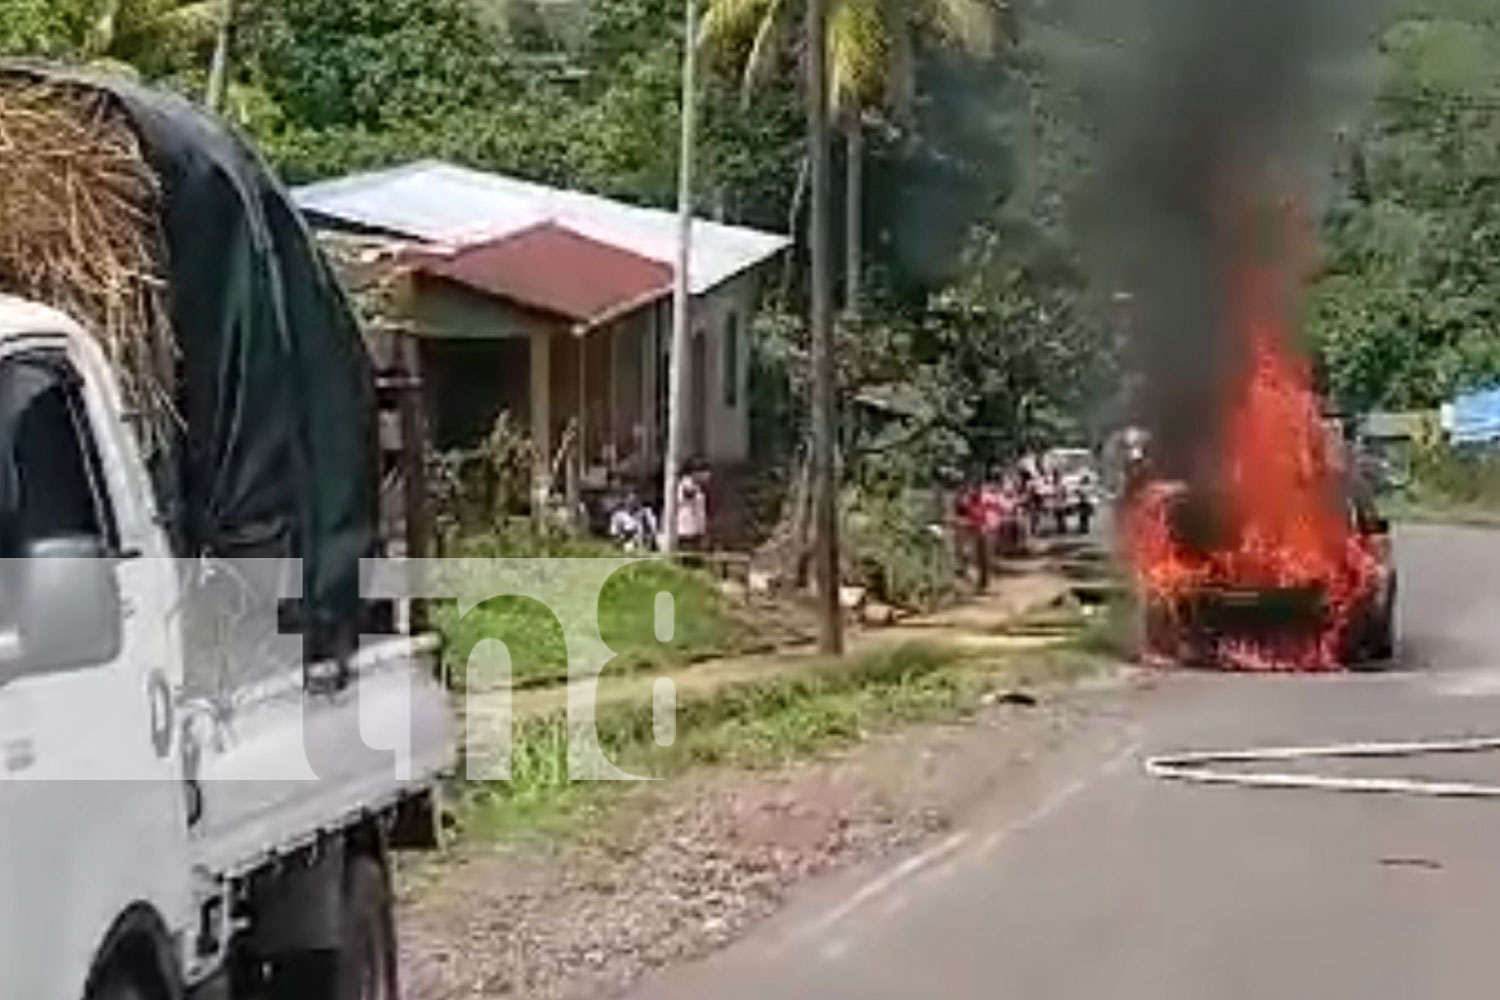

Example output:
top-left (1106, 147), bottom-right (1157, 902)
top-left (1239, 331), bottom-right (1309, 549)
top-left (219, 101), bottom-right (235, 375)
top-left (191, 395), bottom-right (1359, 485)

top-left (61, 0), bottom-right (237, 113)
top-left (701, 0), bottom-right (999, 314)
top-left (204, 0), bottom-right (235, 112)
top-left (76, 0), bottom-right (225, 79)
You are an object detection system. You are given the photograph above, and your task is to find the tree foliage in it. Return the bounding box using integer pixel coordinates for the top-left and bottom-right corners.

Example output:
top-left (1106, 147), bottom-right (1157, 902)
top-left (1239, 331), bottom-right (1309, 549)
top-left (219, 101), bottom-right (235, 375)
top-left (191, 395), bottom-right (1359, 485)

top-left (0, 0), bottom-right (221, 76)
top-left (699, 0), bottom-right (1001, 115)
top-left (0, 0), bottom-right (1118, 486)
top-left (1310, 8), bottom-right (1500, 411)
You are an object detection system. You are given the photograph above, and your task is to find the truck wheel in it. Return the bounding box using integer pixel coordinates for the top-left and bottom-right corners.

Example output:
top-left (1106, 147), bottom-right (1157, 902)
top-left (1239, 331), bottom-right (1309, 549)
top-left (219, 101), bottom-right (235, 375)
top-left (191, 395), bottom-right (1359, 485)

top-left (336, 853), bottom-right (399, 1000)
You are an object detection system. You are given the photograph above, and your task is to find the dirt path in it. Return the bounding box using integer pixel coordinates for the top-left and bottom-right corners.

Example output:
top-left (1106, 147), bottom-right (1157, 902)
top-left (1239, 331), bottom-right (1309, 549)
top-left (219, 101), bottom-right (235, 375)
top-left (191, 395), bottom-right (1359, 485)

top-left (497, 569), bottom-right (1077, 723)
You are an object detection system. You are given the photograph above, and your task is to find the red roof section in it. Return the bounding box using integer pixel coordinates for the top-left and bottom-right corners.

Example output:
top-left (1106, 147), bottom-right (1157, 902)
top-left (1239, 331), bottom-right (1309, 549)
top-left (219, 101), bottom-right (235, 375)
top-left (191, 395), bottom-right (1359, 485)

top-left (407, 222), bottom-right (672, 328)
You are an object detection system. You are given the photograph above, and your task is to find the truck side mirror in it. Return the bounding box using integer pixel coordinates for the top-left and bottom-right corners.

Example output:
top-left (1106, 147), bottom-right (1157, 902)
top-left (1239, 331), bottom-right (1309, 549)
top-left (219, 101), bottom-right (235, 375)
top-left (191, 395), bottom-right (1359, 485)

top-left (0, 535), bottom-right (122, 683)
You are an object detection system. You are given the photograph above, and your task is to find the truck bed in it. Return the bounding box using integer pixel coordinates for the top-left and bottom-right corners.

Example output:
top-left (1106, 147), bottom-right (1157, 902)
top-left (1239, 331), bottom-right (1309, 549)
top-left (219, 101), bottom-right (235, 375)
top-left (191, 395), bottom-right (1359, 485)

top-left (184, 635), bottom-right (452, 878)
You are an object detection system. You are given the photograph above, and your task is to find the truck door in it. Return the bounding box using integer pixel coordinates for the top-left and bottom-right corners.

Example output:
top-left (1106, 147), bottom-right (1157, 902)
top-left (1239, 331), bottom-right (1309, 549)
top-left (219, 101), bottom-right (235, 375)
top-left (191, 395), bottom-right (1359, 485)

top-left (0, 348), bottom-right (190, 1000)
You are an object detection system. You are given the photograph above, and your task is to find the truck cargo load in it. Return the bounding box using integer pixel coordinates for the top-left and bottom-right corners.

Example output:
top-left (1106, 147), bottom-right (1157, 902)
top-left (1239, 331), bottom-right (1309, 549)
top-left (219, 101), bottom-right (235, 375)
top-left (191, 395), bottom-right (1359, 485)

top-left (0, 63), bottom-right (379, 655)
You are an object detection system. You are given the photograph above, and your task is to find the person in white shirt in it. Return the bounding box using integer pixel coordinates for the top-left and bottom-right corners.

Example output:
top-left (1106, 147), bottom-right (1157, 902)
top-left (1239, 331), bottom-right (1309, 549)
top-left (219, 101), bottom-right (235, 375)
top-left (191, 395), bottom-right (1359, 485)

top-left (676, 460), bottom-right (709, 552)
top-left (609, 490), bottom-right (658, 553)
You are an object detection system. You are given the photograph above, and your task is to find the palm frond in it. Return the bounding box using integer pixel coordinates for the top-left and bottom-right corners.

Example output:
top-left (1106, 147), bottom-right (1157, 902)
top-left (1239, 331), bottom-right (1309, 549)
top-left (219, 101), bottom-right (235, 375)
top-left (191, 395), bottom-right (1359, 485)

top-left (884, 10), bottom-right (916, 121)
top-left (83, 0), bottom-right (123, 56)
top-left (924, 0), bottom-right (998, 56)
top-left (741, 0), bottom-right (791, 99)
top-left (828, 0), bottom-right (892, 113)
top-left (699, 0), bottom-right (777, 51)
top-left (146, 0), bottom-right (222, 46)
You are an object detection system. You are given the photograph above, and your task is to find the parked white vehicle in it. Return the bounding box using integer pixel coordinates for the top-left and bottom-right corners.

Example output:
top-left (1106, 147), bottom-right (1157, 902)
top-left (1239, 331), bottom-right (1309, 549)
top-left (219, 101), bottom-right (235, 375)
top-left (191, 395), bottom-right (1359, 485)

top-left (0, 297), bottom-right (453, 1000)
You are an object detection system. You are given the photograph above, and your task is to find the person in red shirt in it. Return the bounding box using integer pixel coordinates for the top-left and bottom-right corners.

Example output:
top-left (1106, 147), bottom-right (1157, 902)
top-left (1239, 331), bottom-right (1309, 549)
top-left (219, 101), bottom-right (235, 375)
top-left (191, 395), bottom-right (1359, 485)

top-left (954, 481), bottom-right (990, 592)
top-left (987, 474), bottom-right (1025, 556)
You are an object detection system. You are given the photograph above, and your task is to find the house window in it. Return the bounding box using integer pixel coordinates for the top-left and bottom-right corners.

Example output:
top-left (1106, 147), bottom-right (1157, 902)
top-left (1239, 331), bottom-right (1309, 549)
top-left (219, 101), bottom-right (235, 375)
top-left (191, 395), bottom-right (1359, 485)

top-left (722, 311), bottom-right (740, 409)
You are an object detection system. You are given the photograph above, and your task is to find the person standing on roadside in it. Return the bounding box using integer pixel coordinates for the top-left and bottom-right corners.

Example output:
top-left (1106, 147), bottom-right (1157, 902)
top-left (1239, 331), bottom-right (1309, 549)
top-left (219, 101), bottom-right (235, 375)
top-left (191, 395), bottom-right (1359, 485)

top-left (675, 458), bottom-right (709, 559)
top-left (955, 477), bottom-right (990, 592)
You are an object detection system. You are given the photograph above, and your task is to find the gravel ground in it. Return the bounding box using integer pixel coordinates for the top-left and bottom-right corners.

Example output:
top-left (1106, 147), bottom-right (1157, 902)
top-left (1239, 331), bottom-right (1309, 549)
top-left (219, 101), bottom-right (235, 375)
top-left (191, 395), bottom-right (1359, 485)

top-left (398, 679), bottom-right (1136, 1000)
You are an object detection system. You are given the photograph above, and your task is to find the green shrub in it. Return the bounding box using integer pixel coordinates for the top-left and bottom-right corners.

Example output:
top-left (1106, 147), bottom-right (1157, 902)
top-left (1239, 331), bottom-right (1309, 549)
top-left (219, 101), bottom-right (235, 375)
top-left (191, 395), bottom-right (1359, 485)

top-left (1405, 441), bottom-right (1500, 509)
top-left (843, 488), bottom-right (958, 611)
top-left (435, 525), bottom-right (757, 689)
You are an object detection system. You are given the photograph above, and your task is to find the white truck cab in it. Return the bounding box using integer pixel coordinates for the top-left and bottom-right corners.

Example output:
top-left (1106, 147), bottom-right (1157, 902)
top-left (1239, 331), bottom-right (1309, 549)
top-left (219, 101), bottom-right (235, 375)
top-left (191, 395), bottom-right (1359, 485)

top-left (0, 296), bottom-right (453, 1000)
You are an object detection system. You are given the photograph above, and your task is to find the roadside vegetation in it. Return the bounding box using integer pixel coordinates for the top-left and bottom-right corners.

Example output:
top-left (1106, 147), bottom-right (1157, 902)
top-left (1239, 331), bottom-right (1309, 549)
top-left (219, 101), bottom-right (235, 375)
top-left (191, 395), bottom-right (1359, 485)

top-left (433, 529), bottom-right (762, 690)
top-left (1311, 1), bottom-right (1500, 418)
top-left (457, 620), bottom-right (1110, 843)
top-left (1382, 444), bottom-right (1500, 524)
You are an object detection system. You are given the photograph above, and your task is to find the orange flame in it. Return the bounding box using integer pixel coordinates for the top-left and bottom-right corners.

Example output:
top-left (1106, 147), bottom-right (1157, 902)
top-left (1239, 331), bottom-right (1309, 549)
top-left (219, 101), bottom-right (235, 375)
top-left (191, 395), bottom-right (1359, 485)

top-left (1124, 204), bottom-right (1378, 670)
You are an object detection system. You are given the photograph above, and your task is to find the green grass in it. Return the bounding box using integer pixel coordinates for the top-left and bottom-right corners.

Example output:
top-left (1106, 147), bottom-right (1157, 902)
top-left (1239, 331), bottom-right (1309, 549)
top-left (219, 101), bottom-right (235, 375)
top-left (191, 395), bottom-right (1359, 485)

top-left (1069, 587), bottom-right (1141, 660)
top-left (452, 638), bottom-right (1106, 843)
top-left (1381, 447), bottom-right (1500, 528)
top-left (433, 533), bottom-right (759, 690)
top-left (1380, 493), bottom-right (1500, 528)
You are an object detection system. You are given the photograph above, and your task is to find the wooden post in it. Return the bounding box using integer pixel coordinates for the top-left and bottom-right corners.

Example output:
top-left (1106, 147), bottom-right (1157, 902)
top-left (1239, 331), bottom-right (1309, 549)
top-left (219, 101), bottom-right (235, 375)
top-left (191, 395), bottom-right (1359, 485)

top-left (807, 0), bottom-right (843, 655)
top-left (643, 309), bottom-right (659, 473)
top-left (572, 334), bottom-right (586, 519)
top-left (396, 332), bottom-right (430, 632)
top-left (531, 329), bottom-right (552, 519)
top-left (610, 324), bottom-right (621, 475)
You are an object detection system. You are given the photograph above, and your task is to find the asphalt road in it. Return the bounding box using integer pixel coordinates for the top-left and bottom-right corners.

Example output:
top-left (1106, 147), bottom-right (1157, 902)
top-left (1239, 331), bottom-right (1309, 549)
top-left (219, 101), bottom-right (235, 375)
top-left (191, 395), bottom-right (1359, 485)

top-left (626, 524), bottom-right (1500, 1000)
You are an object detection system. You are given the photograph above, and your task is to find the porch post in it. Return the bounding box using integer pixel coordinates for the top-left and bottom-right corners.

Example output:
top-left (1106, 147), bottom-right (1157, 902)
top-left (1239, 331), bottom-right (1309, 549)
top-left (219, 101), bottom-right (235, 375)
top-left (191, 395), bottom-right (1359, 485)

top-left (644, 306), bottom-right (660, 470)
top-left (570, 334), bottom-right (586, 514)
top-left (531, 329), bottom-right (552, 516)
top-left (610, 324), bottom-right (622, 474)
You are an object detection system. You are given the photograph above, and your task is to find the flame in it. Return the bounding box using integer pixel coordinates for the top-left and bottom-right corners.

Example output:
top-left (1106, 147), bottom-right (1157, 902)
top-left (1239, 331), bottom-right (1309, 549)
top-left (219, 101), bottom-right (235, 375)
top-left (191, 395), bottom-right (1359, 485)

top-left (1124, 204), bottom-right (1378, 671)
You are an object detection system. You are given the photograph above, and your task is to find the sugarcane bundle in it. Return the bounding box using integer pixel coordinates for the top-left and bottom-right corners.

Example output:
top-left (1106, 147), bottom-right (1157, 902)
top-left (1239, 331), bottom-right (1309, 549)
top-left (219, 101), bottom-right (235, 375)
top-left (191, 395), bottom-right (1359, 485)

top-left (0, 77), bottom-right (175, 452)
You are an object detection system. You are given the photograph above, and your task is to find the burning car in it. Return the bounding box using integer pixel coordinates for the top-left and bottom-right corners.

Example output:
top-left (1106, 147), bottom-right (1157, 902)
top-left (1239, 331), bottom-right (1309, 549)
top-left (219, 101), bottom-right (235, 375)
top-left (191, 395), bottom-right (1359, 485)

top-left (1133, 474), bottom-right (1395, 670)
top-left (1123, 229), bottom-right (1396, 671)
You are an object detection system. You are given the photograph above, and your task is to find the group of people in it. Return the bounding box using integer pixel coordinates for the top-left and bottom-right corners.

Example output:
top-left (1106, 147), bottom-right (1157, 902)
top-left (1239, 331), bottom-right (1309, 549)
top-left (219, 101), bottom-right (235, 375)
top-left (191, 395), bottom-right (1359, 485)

top-left (953, 451), bottom-right (1101, 587)
top-left (1014, 453), bottom-right (1099, 537)
top-left (956, 456), bottom-right (1097, 540)
top-left (600, 460), bottom-right (710, 554)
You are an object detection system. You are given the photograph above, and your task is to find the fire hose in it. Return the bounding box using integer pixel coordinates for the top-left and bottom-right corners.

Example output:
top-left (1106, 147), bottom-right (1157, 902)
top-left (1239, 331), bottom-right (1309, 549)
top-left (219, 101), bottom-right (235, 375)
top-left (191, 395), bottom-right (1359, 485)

top-left (1145, 735), bottom-right (1500, 798)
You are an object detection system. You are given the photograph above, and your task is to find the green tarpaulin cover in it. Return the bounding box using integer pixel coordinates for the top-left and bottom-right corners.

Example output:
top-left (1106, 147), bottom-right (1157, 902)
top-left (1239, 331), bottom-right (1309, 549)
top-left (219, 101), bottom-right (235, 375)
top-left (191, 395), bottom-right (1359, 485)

top-left (2, 64), bottom-right (379, 653)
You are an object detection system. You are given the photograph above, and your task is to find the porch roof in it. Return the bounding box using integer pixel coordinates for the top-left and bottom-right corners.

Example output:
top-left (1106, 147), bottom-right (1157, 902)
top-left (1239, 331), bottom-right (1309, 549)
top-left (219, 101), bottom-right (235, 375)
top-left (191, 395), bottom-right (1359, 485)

top-left (406, 223), bottom-right (671, 330)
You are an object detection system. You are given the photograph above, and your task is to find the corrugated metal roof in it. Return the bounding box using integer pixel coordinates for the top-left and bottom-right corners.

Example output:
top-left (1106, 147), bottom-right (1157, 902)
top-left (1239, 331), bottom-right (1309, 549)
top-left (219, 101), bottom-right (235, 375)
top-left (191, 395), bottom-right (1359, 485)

top-left (407, 222), bottom-right (671, 329)
top-left (293, 160), bottom-right (789, 296)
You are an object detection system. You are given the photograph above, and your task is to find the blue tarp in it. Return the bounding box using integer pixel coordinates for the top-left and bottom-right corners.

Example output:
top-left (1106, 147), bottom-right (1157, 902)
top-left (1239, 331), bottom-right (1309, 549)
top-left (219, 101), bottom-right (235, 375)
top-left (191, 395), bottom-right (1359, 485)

top-left (1449, 387), bottom-right (1500, 444)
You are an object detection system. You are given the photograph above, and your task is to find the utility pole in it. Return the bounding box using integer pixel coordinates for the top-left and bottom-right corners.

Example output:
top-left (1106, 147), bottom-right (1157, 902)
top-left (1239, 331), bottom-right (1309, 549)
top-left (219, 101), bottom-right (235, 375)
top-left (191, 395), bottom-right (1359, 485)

top-left (205, 0), bottom-right (235, 114)
top-left (807, 0), bottom-right (843, 654)
top-left (662, 0), bottom-right (699, 554)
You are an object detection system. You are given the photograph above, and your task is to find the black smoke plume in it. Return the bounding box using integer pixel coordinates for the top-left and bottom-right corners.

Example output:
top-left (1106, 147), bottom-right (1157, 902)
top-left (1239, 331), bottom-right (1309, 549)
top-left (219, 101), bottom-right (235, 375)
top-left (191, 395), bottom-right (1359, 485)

top-left (1064, 0), bottom-right (1380, 482)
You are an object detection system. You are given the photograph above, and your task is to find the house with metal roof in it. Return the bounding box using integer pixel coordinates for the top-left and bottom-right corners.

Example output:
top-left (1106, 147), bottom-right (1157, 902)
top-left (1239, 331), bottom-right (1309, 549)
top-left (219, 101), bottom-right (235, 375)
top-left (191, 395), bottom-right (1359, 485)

top-left (293, 160), bottom-right (789, 513)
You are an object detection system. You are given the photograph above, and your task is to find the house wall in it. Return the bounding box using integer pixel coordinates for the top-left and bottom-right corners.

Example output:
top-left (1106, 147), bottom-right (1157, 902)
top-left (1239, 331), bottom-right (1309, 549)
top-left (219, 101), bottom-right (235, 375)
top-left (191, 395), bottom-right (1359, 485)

top-left (612, 310), bottom-right (649, 466)
top-left (406, 276), bottom-right (554, 341)
top-left (691, 272), bottom-right (756, 464)
top-left (391, 270), bottom-right (759, 477)
top-left (419, 338), bottom-right (530, 449)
